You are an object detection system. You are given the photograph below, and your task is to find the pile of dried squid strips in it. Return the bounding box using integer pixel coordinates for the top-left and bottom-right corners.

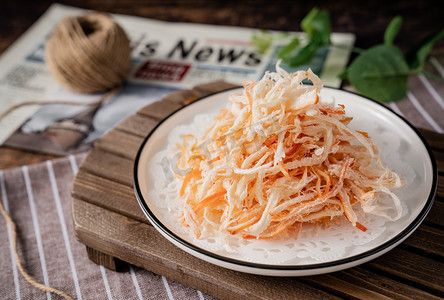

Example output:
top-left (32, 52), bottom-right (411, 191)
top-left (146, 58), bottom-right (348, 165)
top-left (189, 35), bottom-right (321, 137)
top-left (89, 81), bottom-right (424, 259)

top-left (175, 64), bottom-right (403, 241)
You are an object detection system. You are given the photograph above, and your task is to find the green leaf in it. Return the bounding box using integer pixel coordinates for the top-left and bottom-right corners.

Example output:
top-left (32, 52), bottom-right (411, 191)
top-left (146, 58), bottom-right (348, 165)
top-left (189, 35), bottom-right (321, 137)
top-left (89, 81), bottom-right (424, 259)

top-left (337, 68), bottom-right (348, 80)
top-left (277, 37), bottom-right (301, 60)
top-left (347, 44), bottom-right (410, 103)
top-left (251, 30), bottom-right (274, 54)
top-left (301, 7), bottom-right (331, 45)
top-left (405, 29), bottom-right (444, 72)
top-left (301, 7), bottom-right (319, 37)
top-left (384, 16), bottom-right (402, 45)
top-left (287, 34), bottom-right (323, 67)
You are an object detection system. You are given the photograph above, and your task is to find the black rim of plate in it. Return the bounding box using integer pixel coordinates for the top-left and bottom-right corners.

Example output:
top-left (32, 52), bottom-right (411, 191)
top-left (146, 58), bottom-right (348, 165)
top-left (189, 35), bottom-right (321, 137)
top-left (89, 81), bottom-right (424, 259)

top-left (133, 86), bottom-right (438, 271)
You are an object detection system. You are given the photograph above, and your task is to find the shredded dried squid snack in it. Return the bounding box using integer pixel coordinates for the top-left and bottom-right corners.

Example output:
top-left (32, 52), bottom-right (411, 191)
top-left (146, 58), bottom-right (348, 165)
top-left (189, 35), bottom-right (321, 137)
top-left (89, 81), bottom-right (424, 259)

top-left (175, 63), bottom-right (403, 240)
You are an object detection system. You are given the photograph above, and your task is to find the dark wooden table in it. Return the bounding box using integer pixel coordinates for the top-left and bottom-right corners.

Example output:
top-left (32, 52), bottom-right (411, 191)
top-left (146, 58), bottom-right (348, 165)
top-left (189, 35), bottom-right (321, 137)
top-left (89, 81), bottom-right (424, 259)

top-left (1, 0), bottom-right (443, 170)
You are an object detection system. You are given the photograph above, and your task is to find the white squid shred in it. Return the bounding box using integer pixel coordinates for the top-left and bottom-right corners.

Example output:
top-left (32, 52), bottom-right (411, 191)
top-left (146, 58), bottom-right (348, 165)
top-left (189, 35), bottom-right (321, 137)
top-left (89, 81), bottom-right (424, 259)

top-left (176, 62), bottom-right (404, 241)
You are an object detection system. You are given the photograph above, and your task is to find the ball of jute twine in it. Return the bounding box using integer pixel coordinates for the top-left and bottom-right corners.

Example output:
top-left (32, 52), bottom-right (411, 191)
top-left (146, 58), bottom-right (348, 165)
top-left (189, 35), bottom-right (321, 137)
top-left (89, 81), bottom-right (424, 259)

top-left (46, 12), bottom-right (131, 93)
top-left (0, 12), bottom-right (130, 121)
top-left (0, 13), bottom-right (131, 300)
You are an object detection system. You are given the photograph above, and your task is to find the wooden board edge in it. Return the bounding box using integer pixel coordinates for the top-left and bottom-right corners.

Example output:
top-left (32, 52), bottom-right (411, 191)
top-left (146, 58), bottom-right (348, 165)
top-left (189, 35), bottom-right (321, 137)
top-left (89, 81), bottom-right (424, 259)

top-left (71, 196), bottom-right (336, 300)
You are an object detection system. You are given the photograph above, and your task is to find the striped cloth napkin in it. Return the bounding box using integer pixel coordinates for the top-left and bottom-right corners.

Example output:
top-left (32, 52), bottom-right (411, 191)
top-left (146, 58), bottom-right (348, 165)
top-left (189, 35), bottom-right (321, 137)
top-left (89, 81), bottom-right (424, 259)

top-left (1, 55), bottom-right (443, 300)
top-left (385, 56), bottom-right (444, 133)
top-left (0, 154), bottom-right (214, 300)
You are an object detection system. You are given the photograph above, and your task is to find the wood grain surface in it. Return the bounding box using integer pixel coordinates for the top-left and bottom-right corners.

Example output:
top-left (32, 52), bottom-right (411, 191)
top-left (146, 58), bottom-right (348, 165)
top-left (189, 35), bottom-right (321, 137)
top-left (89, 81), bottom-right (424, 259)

top-left (72, 81), bottom-right (444, 300)
top-left (1, 0), bottom-right (443, 55)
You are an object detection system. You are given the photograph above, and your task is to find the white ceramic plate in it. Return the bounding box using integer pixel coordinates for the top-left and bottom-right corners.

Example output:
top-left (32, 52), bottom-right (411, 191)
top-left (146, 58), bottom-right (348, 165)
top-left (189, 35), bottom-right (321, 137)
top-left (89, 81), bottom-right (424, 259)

top-left (134, 87), bottom-right (437, 276)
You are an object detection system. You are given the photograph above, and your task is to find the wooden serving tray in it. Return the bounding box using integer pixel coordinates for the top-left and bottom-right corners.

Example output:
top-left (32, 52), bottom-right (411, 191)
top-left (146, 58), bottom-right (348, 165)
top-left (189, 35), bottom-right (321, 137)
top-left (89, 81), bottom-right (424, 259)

top-left (72, 81), bottom-right (444, 300)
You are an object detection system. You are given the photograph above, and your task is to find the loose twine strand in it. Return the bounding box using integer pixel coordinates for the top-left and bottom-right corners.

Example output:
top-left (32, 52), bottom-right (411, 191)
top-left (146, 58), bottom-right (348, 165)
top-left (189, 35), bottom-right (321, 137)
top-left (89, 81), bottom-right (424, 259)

top-left (0, 202), bottom-right (75, 300)
top-left (0, 12), bottom-right (131, 299)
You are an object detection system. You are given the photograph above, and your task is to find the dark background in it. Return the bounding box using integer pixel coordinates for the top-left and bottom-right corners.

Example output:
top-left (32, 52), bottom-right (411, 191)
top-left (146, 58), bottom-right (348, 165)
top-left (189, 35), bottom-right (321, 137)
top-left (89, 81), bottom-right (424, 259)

top-left (0, 0), bottom-right (443, 168)
top-left (1, 0), bottom-right (443, 54)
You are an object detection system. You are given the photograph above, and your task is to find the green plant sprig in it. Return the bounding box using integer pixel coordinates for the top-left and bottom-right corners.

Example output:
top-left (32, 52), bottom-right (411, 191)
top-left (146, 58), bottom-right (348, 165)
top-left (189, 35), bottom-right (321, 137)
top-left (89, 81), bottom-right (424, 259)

top-left (251, 8), bottom-right (444, 103)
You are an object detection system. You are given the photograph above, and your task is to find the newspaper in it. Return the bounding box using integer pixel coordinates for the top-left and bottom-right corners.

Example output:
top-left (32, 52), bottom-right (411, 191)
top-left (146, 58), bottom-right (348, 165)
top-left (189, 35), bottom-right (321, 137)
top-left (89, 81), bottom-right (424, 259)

top-left (0, 4), bottom-right (355, 155)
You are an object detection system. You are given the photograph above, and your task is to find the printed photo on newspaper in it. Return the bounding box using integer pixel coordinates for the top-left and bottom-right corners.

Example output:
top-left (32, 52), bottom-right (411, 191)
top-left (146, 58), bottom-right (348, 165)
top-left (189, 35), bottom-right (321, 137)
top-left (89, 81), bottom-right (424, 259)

top-left (0, 4), bottom-right (355, 156)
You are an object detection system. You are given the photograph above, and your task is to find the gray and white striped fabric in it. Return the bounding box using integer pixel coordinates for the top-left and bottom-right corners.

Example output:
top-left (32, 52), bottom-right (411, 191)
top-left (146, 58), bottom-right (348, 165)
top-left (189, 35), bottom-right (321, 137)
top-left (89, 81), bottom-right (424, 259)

top-left (0, 154), bottom-right (214, 300)
top-left (386, 56), bottom-right (444, 132)
top-left (1, 55), bottom-right (443, 299)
